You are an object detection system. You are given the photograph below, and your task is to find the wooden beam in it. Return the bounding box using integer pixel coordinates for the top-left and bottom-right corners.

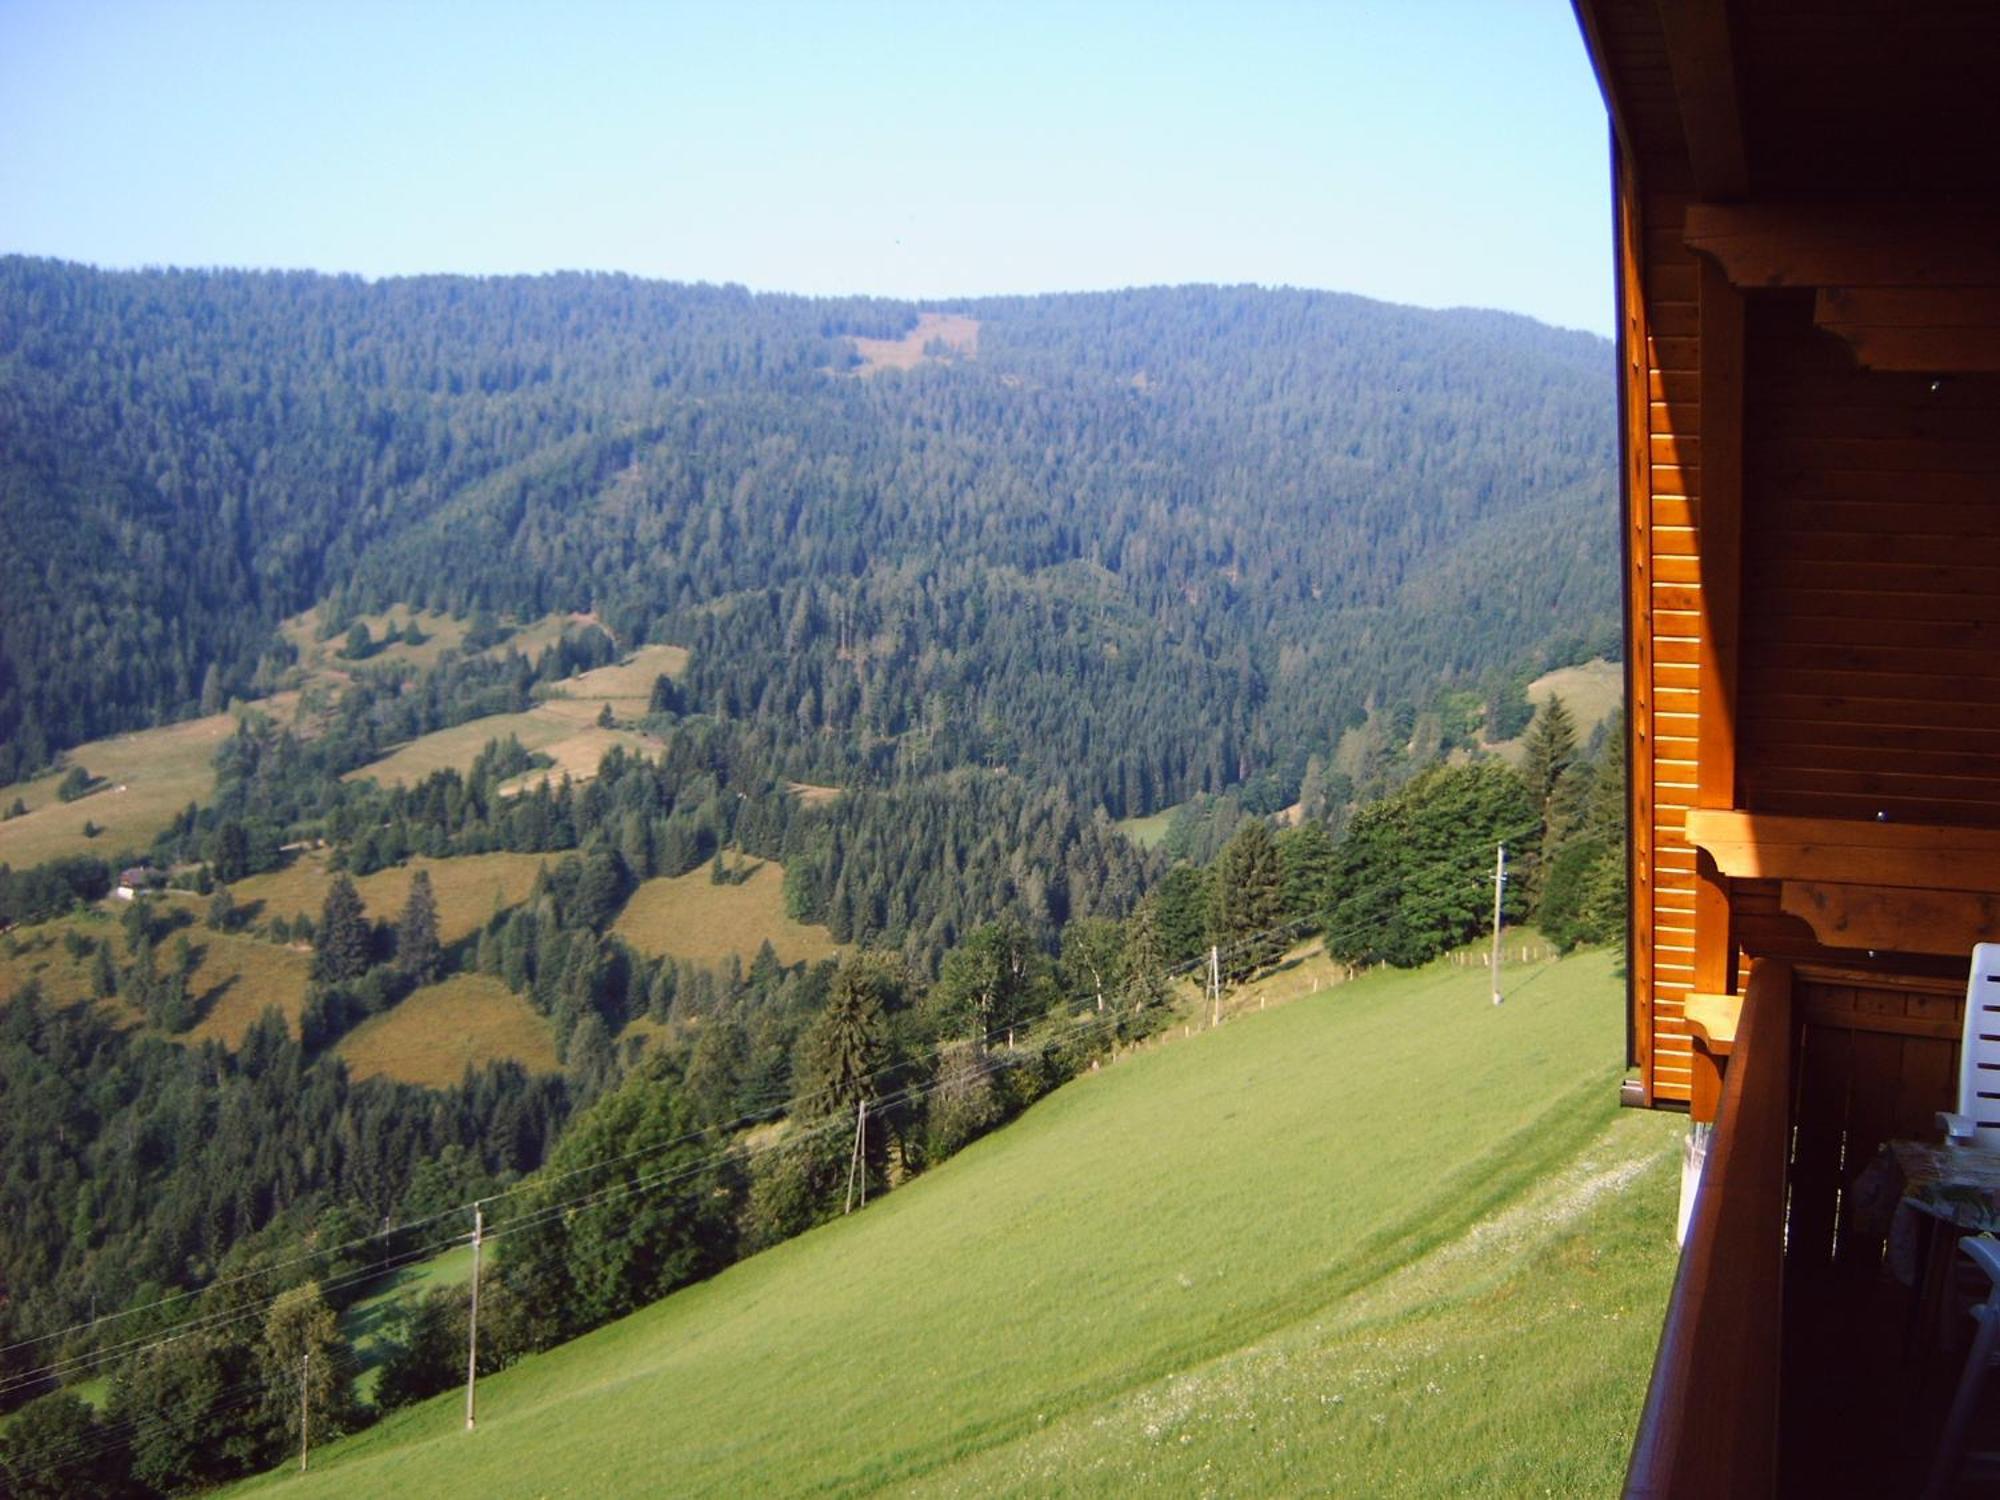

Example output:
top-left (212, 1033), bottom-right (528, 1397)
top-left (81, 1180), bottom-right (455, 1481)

top-left (1685, 991), bottom-right (1741, 1052)
top-left (1779, 881), bottom-right (2000, 957)
top-left (1655, 0), bottom-right (1748, 199)
top-left (1814, 287), bottom-right (2000, 371)
top-left (1626, 959), bottom-right (1790, 1498)
top-left (1685, 809), bottom-right (2000, 892)
top-left (1684, 201), bottom-right (2000, 288)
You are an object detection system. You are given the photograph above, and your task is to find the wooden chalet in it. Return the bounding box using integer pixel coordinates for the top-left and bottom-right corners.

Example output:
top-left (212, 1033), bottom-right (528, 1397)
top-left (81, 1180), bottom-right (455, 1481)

top-left (1572, 1), bottom-right (2000, 1493)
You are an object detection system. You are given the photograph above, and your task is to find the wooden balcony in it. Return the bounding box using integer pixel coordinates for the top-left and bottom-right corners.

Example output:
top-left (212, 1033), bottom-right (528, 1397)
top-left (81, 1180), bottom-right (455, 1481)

top-left (1626, 956), bottom-right (1989, 1497)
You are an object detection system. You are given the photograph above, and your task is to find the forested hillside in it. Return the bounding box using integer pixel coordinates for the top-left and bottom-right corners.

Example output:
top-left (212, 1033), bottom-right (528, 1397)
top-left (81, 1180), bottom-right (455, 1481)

top-left (0, 260), bottom-right (1626, 1495)
top-left (0, 259), bottom-right (1615, 804)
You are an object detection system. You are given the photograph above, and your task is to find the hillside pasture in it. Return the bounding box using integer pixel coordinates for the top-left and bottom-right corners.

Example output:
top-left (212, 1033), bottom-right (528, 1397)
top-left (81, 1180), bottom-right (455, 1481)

top-left (1488, 656), bottom-right (1624, 764)
top-left (1529, 657), bottom-right (1623, 737)
top-left (1113, 804), bottom-right (1180, 850)
top-left (0, 911), bottom-right (120, 1008)
top-left (611, 857), bottom-right (841, 970)
top-left (280, 606), bottom-right (471, 675)
top-left (335, 973), bottom-right (560, 1088)
top-left (850, 311), bottom-right (980, 374)
top-left (179, 929), bottom-right (315, 1046)
top-left (0, 695), bottom-right (298, 869)
top-left (230, 851), bottom-right (549, 947)
top-left (538, 642), bottom-right (689, 703)
top-left (237, 949), bottom-right (1676, 1498)
top-left (345, 642), bottom-right (687, 791)
top-left (0, 906), bottom-right (313, 1044)
top-left (341, 712), bottom-right (571, 787)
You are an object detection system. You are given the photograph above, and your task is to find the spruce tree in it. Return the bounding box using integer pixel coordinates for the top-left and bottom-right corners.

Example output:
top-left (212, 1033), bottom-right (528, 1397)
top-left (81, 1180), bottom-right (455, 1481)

top-left (395, 870), bottom-right (442, 984)
top-left (1208, 820), bottom-right (1286, 983)
top-left (312, 874), bottom-right (372, 984)
top-left (1520, 695), bottom-right (1579, 823)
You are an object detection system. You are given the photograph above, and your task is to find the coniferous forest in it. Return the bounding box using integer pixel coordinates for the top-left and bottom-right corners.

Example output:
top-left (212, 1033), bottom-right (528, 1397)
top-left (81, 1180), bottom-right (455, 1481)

top-left (0, 258), bottom-right (1626, 1494)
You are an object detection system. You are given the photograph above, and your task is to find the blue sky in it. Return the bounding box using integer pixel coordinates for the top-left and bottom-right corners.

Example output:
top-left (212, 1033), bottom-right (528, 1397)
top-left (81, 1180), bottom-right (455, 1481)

top-left (0, 1), bottom-right (1613, 334)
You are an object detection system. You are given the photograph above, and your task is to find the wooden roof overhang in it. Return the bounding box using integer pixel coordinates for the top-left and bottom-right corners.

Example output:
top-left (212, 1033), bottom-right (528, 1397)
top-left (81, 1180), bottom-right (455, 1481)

top-left (1574, 0), bottom-right (2000, 1116)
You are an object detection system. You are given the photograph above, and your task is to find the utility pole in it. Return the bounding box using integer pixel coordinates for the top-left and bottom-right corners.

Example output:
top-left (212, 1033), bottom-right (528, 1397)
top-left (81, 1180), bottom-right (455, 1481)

top-left (1490, 843), bottom-right (1507, 1005)
top-left (844, 1098), bottom-right (866, 1214)
top-left (858, 1100), bottom-right (869, 1209)
top-left (1209, 944), bottom-right (1221, 1027)
top-left (299, 1352), bottom-right (310, 1472)
top-left (465, 1201), bottom-right (483, 1431)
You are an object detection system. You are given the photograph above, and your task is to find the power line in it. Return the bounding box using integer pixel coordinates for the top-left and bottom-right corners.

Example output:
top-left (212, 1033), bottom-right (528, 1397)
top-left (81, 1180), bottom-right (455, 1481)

top-left (0, 822), bottom-right (1541, 1440)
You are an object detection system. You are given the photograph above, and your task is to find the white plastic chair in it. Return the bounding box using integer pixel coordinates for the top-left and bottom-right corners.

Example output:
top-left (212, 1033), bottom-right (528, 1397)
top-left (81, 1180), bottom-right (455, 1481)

top-left (1926, 1235), bottom-right (2000, 1498)
top-left (1939, 945), bottom-right (2000, 1149)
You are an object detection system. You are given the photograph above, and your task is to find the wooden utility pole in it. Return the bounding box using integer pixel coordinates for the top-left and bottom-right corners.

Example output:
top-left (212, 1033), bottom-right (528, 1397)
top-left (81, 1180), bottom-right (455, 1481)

top-left (1490, 843), bottom-right (1507, 1006)
top-left (465, 1201), bottom-right (483, 1431)
top-left (299, 1352), bottom-right (310, 1472)
top-left (1209, 944), bottom-right (1221, 1027)
top-left (844, 1098), bottom-right (866, 1214)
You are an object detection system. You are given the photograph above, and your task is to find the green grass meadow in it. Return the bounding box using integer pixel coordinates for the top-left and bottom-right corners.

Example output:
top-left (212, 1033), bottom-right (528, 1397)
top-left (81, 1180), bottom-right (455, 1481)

top-left (232, 949), bottom-right (1677, 1497)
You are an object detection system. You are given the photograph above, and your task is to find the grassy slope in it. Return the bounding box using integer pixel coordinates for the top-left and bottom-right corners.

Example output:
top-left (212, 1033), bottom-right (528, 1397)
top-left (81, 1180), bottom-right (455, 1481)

top-left (344, 1245), bottom-right (479, 1403)
top-left (348, 641), bottom-right (688, 792)
top-left (230, 850), bottom-right (549, 948)
top-left (0, 696), bottom-right (299, 869)
top-left (237, 950), bottom-right (1677, 1497)
top-left (1112, 805), bottom-right (1179, 850)
top-left (0, 904), bottom-right (314, 1045)
top-left (336, 974), bottom-right (560, 1087)
top-left (610, 856), bottom-right (842, 970)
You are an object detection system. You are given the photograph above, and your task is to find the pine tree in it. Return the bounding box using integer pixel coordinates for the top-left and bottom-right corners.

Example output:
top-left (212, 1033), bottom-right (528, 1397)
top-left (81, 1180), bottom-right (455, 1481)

top-left (795, 957), bottom-right (889, 1115)
top-left (312, 874), bottom-right (372, 984)
top-left (1208, 820), bottom-right (1286, 983)
top-left (1520, 695), bottom-right (1579, 823)
top-left (395, 870), bottom-right (442, 984)
top-left (1119, 900), bottom-right (1171, 1012)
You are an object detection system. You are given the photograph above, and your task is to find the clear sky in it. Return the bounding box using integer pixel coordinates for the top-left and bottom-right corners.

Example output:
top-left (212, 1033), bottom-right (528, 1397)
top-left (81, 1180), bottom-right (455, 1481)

top-left (0, 0), bottom-right (1614, 334)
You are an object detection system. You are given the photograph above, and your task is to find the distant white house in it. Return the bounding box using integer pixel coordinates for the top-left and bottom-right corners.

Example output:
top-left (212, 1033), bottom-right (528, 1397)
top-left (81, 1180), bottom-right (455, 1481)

top-left (113, 866), bottom-right (163, 901)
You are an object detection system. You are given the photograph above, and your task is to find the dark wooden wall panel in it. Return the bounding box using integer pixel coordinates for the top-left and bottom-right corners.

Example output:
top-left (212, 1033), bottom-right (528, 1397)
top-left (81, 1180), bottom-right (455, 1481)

top-left (1738, 295), bottom-right (2000, 830)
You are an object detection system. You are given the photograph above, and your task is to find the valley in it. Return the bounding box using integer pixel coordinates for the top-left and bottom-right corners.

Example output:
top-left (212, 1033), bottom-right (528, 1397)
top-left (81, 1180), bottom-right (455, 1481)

top-left (0, 270), bottom-right (1632, 1498)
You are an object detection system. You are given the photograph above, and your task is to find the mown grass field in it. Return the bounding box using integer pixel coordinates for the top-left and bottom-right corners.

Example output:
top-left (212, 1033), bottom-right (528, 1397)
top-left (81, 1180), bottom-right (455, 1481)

top-left (235, 949), bottom-right (1678, 1497)
top-left (538, 642), bottom-right (688, 704)
top-left (610, 856), bottom-right (842, 970)
top-left (336, 974), bottom-right (559, 1088)
top-left (1112, 804), bottom-right (1180, 850)
top-left (1488, 656), bottom-right (1624, 765)
top-left (280, 606), bottom-right (473, 675)
top-left (0, 904), bottom-right (313, 1044)
top-left (0, 695), bottom-right (298, 869)
top-left (230, 851), bottom-right (548, 948)
top-left (851, 311), bottom-right (980, 374)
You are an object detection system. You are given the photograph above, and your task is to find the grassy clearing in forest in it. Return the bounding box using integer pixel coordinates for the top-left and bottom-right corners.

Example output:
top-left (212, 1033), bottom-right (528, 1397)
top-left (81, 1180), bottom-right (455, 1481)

top-left (336, 974), bottom-right (560, 1088)
top-left (344, 638), bottom-right (688, 792)
top-left (1527, 657), bottom-right (1623, 737)
top-left (0, 905), bottom-right (313, 1044)
top-left (1113, 804), bottom-right (1181, 850)
top-left (230, 851), bottom-right (549, 948)
top-left (850, 311), bottom-right (981, 374)
top-left (609, 856), bottom-right (842, 971)
top-left (0, 696), bottom-right (299, 869)
top-left (235, 948), bottom-right (1676, 1499)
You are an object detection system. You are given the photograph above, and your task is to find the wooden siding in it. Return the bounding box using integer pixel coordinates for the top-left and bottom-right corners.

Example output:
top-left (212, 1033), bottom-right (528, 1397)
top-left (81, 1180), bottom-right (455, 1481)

top-left (1641, 188), bottom-right (1703, 1106)
top-left (1739, 297), bottom-right (2000, 829)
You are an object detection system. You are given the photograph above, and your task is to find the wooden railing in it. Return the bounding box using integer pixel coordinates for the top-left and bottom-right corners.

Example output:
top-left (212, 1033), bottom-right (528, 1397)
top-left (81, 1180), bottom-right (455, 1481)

top-left (1625, 958), bottom-right (1794, 1499)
